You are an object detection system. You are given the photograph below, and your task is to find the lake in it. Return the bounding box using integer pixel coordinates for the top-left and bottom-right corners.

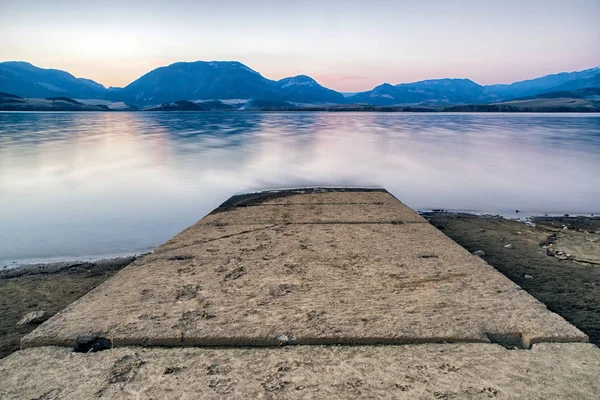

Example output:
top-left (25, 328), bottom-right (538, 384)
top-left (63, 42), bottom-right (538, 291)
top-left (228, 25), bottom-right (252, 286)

top-left (1, 112), bottom-right (599, 266)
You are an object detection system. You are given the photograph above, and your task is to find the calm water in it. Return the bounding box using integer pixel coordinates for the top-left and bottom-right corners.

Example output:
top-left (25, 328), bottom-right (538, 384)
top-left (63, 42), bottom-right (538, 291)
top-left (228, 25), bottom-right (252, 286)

top-left (1, 112), bottom-right (599, 265)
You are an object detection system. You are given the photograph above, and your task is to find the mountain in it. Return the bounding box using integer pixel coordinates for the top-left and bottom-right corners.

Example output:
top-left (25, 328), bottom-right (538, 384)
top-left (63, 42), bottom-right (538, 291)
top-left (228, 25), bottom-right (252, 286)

top-left (348, 83), bottom-right (416, 106)
top-left (484, 66), bottom-right (600, 100)
top-left (348, 79), bottom-right (490, 106)
top-left (0, 61), bottom-right (107, 99)
top-left (276, 75), bottom-right (346, 104)
top-left (348, 68), bottom-right (600, 106)
top-left (108, 61), bottom-right (283, 105)
top-left (509, 87), bottom-right (600, 102)
top-left (395, 79), bottom-right (490, 105)
top-left (549, 72), bottom-right (600, 92)
top-left (0, 91), bottom-right (22, 99)
top-left (1, 60), bottom-right (598, 109)
top-left (108, 62), bottom-right (345, 106)
top-left (443, 87), bottom-right (600, 113)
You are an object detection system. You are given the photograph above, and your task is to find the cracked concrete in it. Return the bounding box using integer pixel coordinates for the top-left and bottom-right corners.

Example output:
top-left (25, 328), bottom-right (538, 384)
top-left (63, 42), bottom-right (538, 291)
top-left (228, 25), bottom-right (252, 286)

top-left (20, 189), bottom-right (587, 349)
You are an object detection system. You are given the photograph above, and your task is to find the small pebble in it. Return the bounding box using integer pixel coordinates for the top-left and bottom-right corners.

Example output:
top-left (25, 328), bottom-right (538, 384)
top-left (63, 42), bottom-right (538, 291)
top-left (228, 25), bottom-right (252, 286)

top-left (504, 244), bottom-right (513, 249)
top-left (524, 274), bottom-right (534, 279)
top-left (276, 334), bottom-right (289, 343)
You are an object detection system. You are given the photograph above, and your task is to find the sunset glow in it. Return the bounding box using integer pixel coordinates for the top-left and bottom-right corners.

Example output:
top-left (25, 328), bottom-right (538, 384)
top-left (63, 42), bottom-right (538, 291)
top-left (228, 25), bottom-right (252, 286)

top-left (1, 0), bottom-right (598, 91)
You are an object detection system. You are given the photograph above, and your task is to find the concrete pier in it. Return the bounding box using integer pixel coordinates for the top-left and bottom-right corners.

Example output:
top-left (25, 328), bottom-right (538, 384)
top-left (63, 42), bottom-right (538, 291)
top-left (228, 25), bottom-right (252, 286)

top-left (1, 188), bottom-right (599, 399)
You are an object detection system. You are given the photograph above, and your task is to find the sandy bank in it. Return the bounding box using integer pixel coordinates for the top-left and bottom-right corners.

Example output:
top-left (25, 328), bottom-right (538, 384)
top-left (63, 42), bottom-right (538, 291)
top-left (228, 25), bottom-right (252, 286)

top-left (0, 256), bottom-right (139, 358)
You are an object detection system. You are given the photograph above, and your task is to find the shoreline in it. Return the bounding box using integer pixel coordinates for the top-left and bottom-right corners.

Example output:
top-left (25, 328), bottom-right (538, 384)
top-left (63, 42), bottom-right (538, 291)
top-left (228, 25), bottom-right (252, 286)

top-left (0, 255), bottom-right (141, 358)
top-left (423, 212), bottom-right (600, 346)
top-left (3, 212), bottom-right (597, 271)
top-left (1, 213), bottom-right (598, 359)
top-left (0, 255), bottom-right (144, 279)
top-left (1, 247), bottom-right (153, 270)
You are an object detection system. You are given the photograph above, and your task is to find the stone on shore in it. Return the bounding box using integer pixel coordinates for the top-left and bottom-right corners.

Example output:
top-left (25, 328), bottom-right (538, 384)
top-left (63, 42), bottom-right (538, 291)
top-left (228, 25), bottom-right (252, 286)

top-left (17, 311), bottom-right (48, 326)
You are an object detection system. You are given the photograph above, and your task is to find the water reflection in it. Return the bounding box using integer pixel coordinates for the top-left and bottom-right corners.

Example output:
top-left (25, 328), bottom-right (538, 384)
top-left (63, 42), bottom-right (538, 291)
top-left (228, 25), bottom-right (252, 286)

top-left (1, 112), bottom-right (599, 265)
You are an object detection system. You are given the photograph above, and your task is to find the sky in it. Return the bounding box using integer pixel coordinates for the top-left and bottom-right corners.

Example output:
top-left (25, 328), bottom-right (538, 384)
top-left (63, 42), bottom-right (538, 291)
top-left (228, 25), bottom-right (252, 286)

top-left (0, 0), bottom-right (599, 92)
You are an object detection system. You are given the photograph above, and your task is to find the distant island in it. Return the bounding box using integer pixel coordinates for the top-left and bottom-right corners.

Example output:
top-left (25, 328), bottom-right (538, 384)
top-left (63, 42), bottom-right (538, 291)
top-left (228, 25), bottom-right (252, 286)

top-left (1, 61), bottom-right (599, 112)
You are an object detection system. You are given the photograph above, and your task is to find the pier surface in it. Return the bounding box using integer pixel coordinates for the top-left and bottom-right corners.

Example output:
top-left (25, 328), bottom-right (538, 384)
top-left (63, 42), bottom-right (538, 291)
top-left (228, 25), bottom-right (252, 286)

top-left (2, 188), bottom-right (599, 399)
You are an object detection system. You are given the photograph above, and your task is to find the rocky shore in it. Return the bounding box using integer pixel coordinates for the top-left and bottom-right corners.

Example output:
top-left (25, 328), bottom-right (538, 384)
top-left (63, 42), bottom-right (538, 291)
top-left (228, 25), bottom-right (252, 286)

top-left (0, 256), bottom-right (139, 358)
top-left (423, 213), bottom-right (600, 345)
top-left (0, 256), bottom-right (140, 279)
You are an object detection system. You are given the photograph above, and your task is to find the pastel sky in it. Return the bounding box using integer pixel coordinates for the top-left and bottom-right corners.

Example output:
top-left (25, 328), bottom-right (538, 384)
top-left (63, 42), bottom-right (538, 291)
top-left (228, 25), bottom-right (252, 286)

top-left (0, 0), bottom-right (599, 92)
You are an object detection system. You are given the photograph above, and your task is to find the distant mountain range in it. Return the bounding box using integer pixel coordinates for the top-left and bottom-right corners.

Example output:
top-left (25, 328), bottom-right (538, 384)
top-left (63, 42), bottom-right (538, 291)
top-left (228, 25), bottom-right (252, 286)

top-left (484, 67), bottom-right (600, 99)
top-left (1, 60), bottom-right (599, 108)
top-left (0, 61), bottom-right (106, 99)
top-left (103, 61), bottom-right (346, 106)
top-left (348, 79), bottom-right (492, 106)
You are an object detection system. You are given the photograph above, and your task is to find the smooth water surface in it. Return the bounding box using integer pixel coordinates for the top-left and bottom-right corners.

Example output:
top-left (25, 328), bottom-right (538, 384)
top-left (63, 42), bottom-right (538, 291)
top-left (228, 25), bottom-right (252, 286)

top-left (1, 112), bottom-right (599, 265)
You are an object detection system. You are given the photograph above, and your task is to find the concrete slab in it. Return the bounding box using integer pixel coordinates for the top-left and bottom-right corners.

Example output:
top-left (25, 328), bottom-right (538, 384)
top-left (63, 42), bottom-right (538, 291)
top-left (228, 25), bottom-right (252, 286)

top-left (201, 202), bottom-right (428, 225)
top-left (215, 188), bottom-right (394, 207)
top-left (2, 343), bottom-right (600, 399)
top-left (155, 189), bottom-right (410, 253)
top-left (155, 223), bottom-right (275, 254)
top-left (257, 190), bottom-right (402, 205)
top-left (22, 221), bottom-right (586, 350)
